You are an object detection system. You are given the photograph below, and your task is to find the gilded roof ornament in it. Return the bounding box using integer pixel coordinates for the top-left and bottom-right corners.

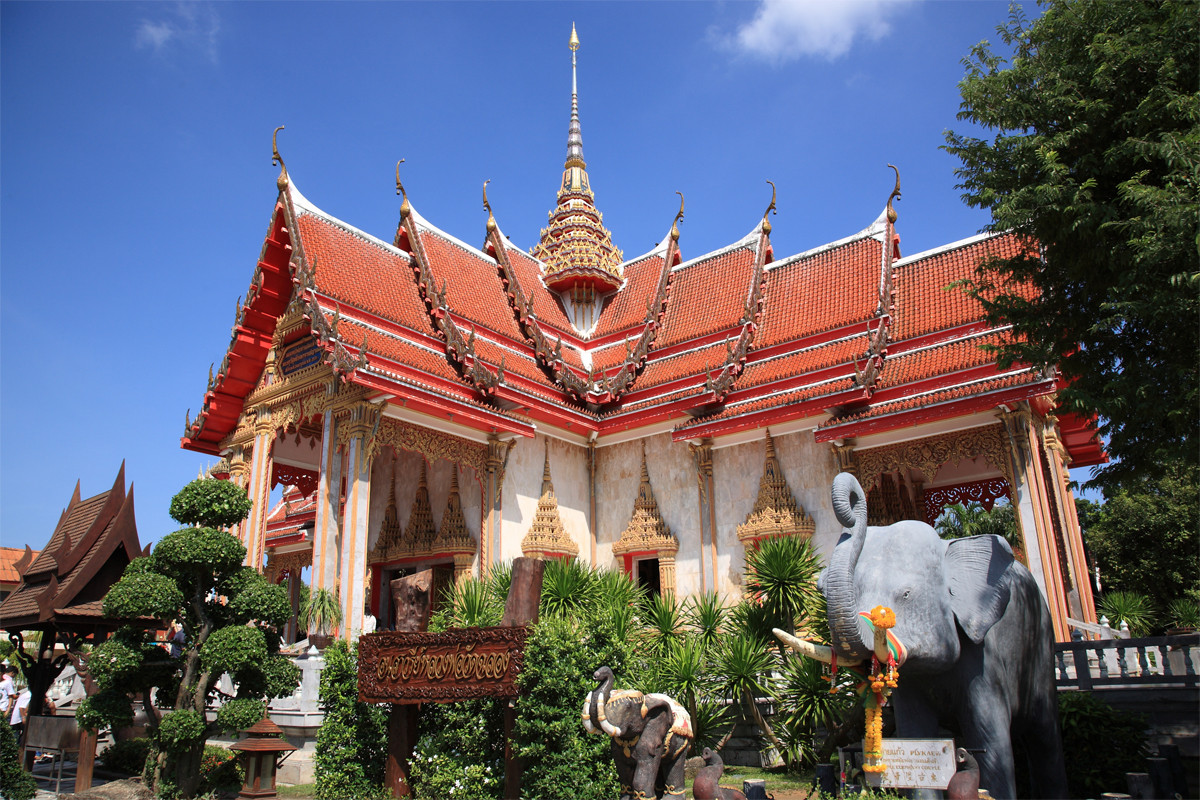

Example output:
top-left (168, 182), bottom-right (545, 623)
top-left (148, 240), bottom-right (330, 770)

top-left (272, 125), bottom-right (288, 192)
top-left (396, 159), bottom-right (411, 220)
top-left (483, 179), bottom-right (497, 233)
top-left (886, 164), bottom-right (901, 224)
top-left (670, 192), bottom-right (685, 242)
top-left (761, 180), bottom-right (777, 235)
top-left (569, 22), bottom-right (579, 51)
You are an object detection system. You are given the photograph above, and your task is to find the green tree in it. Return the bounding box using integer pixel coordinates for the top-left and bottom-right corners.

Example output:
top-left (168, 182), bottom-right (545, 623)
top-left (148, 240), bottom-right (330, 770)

top-left (935, 502), bottom-right (1021, 551)
top-left (89, 478), bottom-right (298, 798)
top-left (944, 0), bottom-right (1199, 488)
top-left (1084, 465), bottom-right (1199, 622)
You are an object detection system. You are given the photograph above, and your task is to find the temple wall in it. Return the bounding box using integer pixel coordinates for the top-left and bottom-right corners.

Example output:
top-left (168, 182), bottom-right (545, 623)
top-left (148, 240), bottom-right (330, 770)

top-left (594, 434), bottom-right (702, 591)
top-left (365, 447), bottom-right (482, 561)
top-left (500, 434), bottom-right (590, 562)
top-left (710, 430), bottom-right (842, 598)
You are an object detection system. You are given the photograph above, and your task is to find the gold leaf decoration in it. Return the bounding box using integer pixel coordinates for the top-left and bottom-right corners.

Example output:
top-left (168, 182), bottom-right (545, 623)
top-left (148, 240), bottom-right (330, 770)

top-left (736, 430), bottom-right (814, 545)
top-left (521, 442), bottom-right (579, 559)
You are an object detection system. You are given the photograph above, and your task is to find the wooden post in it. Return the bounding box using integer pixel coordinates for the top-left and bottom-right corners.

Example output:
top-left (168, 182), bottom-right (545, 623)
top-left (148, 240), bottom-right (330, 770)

top-left (500, 557), bottom-right (544, 628)
top-left (386, 704), bottom-right (419, 798)
top-left (75, 729), bottom-right (97, 792)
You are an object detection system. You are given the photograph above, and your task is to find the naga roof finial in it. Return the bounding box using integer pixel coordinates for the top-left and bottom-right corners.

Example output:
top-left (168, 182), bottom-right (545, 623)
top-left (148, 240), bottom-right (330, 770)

top-left (762, 180), bottom-right (777, 235)
top-left (396, 159), bottom-right (411, 219)
top-left (670, 191), bottom-right (685, 242)
top-left (483, 179), bottom-right (497, 233)
top-left (885, 164), bottom-right (901, 224)
top-left (272, 125), bottom-right (288, 192)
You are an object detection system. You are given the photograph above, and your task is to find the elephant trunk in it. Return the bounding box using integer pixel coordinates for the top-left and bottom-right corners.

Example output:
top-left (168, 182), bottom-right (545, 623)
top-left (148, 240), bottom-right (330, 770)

top-left (583, 666), bottom-right (621, 737)
top-left (825, 473), bottom-right (872, 660)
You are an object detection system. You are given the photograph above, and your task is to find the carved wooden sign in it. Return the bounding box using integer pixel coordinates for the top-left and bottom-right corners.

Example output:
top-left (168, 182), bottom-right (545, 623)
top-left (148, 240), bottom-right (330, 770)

top-left (357, 627), bottom-right (529, 705)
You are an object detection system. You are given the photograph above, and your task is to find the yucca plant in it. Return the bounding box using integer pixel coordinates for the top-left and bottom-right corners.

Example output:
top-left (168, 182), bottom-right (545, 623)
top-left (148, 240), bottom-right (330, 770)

top-left (771, 653), bottom-right (856, 768)
top-left (659, 638), bottom-right (706, 717)
top-left (691, 698), bottom-right (734, 753)
top-left (446, 578), bottom-right (503, 628)
top-left (1098, 590), bottom-right (1157, 636)
top-left (714, 635), bottom-right (782, 756)
top-left (300, 587), bottom-right (342, 643)
top-left (640, 591), bottom-right (684, 656)
top-left (539, 557), bottom-right (595, 618)
top-left (484, 560), bottom-right (513, 608)
top-left (743, 535), bottom-right (823, 637)
top-left (592, 569), bottom-right (644, 642)
top-left (1165, 596), bottom-right (1200, 631)
top-left (684, 591), bottom-right (726, 654)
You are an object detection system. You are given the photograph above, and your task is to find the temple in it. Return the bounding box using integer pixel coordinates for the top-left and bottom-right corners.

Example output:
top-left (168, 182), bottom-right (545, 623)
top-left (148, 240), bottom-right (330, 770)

top-left (181, 27), bottom-right (1104, 642)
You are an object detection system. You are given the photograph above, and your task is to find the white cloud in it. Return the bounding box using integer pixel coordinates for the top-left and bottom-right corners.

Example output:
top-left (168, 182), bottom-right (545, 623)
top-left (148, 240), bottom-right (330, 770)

top-left (720, 0), bottom-right (919, 63)
top-left (135, 2), bottom-right (221, 63)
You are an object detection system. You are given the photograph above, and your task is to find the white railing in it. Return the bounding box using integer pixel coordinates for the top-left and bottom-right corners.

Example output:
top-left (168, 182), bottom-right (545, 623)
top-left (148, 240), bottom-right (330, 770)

top-left (1054, 632), bottom-right (1199, 689)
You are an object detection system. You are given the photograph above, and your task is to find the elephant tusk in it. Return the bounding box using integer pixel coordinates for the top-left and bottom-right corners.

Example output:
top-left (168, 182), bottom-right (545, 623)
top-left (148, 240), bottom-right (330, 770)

top-left (581, 698), bottom-right (597, 734)
top-left (773, 629), bottom-right (863, 666)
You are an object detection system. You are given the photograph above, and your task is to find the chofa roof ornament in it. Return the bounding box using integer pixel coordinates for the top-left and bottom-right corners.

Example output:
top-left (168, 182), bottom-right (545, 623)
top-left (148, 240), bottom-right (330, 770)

top-left (272, 125), bottom-right (288, 192)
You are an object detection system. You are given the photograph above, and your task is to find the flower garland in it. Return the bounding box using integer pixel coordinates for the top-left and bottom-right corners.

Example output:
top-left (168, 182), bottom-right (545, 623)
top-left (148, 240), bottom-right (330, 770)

top-left (826, 605), bottom-right (902, 779)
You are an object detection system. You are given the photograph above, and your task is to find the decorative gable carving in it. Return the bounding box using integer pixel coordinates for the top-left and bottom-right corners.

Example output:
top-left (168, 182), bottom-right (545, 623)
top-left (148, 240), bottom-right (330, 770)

top-left (521, 443), bottom-right (578, 560)
top-left (736, 430), bottom-right (814, 546)
top-left (613, 444), bottom-right (678, 558)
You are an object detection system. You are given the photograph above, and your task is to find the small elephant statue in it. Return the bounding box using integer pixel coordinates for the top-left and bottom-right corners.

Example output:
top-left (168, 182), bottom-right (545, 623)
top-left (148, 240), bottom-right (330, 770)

top-left (582, 666), bottom-right (693, 800)
top-left (692, 747), bottom-right (747, 800)
top-left (775, 473), bottom-right (1068, 800)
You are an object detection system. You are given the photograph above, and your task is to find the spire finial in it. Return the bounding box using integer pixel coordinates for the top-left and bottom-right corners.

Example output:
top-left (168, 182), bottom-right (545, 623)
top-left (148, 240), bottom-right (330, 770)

top-left (483, 179), bottom-right (497, 233)
top-left (670, 192), bottom-right (685, 242)
top-left (569, 22), bottom-right (580, 51)
top-left (542, 440), bottom-right (554, 495)
top-left (762, 180), bottom-right (777, 234)
top-left (395, 159), bottom-right (411, 219)
top-left (272, 126), bottom-right (288, 192)
top-left (885, 164), bottom-right (901, 224)
top-left (565, 23), bottom-right (585, 170)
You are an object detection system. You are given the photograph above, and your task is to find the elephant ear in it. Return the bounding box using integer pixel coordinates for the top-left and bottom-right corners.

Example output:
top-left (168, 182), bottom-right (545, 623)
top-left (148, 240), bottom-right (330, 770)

top-left (944, 535), bottom-right (1014, 644)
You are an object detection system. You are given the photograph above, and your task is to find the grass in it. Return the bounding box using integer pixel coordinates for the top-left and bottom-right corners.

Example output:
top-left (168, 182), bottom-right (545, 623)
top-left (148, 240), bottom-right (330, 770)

top-left (706, 764), bottom-right (815, 793)
top-left (275, 784), bottom-right (317, 798)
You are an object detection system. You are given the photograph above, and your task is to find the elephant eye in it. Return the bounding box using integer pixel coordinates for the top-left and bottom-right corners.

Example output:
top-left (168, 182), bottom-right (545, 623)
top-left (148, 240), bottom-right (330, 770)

top-left (902, 589), bottom-right (912, 600)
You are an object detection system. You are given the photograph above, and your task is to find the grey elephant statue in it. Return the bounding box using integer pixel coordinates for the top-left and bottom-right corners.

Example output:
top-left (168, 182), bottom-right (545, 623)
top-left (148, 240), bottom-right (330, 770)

top-left (582, 666), bottom-right (693, 800)
top-left (775, 472), bottom-right (1067, 800)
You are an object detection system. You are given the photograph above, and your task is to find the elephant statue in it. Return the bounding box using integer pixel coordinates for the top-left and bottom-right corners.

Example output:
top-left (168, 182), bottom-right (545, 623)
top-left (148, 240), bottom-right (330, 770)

top-left (692, 747), bottom-right (747, 800)
top-left (775, 473), bottom-right (1068, 800)
top-left (582, 666), bottom-right (693, 800)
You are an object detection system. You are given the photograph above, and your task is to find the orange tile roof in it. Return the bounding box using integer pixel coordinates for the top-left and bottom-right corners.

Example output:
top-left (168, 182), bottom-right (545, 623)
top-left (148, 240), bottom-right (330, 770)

top-left (634, 342), bottom-right (728, 390)
top-left (877, 330), bottom-right (1012, 389)
top-left (890, 232), bottom-right (1034, 341)
top-left (735, 336), bottom-right (866, 390)
top-left (297, 213), bottom-right (431, 335)
top-left (0, 547), bottom-right (36, 585)
top-left (818, 370), bottom-right (1044, 430)
top-left (656, 247), bottom-right (756, 348)
top-left (756, 237), bottom-right (882, 348)
top-left (418, 230), bottom-right (525, 340)
top-left (593, 254), bottom-right (666, 338)
top-left (331, 317), bottom-right (464, 385)
top-left (504, 247), bottom-right (575, 335)
top-left (675, 376), bottom-right (858, 431)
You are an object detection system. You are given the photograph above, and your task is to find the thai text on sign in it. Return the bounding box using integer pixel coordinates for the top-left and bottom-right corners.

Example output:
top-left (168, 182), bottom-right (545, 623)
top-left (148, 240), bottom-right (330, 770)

top-left (357, 627), bottom-right (528, 704)
top-left (864, 738), bottom-right (955, 790)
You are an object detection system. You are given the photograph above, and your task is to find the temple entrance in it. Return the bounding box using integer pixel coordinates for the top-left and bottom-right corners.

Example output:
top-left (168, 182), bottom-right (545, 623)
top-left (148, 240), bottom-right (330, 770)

top-left (636, 557), bottom-right (661, 597)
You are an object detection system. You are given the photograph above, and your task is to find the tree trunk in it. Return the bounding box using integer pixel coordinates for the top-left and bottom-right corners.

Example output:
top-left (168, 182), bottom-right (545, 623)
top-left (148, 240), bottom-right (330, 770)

top-left (176, 740), bottom-right (206, 799)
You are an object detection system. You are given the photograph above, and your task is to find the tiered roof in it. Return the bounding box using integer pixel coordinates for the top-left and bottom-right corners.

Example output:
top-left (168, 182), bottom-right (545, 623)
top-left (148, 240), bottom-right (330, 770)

top-left (0, 465), bottom-right (147, 632)
top-left (180, 39), bottom-right (1105, 470)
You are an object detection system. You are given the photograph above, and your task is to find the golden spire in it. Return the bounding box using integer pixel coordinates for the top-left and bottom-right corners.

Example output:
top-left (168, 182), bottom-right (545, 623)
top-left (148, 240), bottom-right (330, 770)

top-left (613, 442), bottom-right (678, 557)
top-left (532, 24), bottom-right (623, 279)
top-left (737, 429), bottom-right (815, 545)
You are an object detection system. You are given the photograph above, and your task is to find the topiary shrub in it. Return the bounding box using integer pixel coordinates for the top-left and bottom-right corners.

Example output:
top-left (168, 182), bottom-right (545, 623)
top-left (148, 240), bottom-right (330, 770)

top-left (99, 737), bottom-right (153, 775)
top-left (314, 640), bottom-right (388, 799)
top-left (0, 721), bottom-right (37, 800)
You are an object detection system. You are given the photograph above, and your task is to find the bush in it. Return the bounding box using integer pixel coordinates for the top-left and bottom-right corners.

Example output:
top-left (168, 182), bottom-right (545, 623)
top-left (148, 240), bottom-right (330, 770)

top-left (200, 744), bottom-right (243, 795)
top-left (410, 699), bottom-right (505, 800)
top-left (513, 614), bottom-right (629, 800)
top-left (99, 738), bottom-right (153, 775)
top-left (314, 640), bottom-right (388, 799)
top-left (0, 721), bottom-right (37, 800)
top-left (1054, 691), bottom-right (1149, 798)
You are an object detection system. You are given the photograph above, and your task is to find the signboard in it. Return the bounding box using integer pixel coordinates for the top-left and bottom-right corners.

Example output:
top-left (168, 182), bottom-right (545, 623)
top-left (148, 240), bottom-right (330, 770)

top-left (280, 337), bottom-right (323, 376)
top-left (357, 627), bottom-right (529, 705)
top-left (864, 738), bottom-right (955, 790)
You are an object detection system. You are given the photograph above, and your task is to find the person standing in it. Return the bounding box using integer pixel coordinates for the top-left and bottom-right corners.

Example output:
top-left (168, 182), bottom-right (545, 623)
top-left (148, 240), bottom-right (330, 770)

top-left (10, 686), bottom-right (30, 744)
top-left (0, 665), bottom-right (17, 720)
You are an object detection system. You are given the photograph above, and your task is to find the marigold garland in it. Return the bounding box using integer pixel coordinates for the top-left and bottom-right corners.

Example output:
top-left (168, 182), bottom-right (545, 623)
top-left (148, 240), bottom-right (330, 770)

top-left (827, 606), bottom-right (900, 779)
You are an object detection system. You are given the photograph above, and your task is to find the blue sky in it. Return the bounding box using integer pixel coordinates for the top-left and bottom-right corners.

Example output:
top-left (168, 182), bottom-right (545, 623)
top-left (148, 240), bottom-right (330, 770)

top-left (2, 0), bottom-right (1071, 551)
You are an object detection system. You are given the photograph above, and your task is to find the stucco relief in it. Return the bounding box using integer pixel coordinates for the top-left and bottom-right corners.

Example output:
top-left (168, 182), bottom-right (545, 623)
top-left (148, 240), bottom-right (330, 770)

top-left (501, 435), bottom-right (590, 564)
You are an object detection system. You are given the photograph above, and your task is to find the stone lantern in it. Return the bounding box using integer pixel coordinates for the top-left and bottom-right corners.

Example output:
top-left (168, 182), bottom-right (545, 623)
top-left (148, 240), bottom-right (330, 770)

top-left (229, 714), bottom-right (298, 798)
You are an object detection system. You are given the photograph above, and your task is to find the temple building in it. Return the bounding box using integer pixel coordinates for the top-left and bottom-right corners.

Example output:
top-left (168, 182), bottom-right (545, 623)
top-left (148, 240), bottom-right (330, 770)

top-left (182, 26), bottom-right (1104, 642)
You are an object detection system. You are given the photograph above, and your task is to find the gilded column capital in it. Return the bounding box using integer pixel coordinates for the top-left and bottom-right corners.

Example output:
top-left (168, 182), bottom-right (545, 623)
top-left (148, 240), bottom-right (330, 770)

top-left (227, 444), bottom-right (252, 483)
top-left (832, 439), bottom-right (858, 475)
top-left (252, 404), bottom-right (276, 437)
top-left (336, 400), bottom-right (384, 450)
top-left (487, 434), bottom-right (518, 497)
top-left (688, 439), bottom-right (714, 478)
